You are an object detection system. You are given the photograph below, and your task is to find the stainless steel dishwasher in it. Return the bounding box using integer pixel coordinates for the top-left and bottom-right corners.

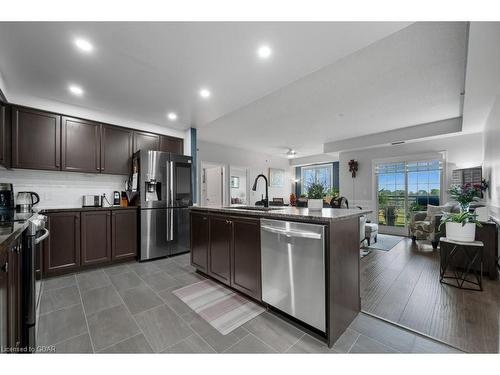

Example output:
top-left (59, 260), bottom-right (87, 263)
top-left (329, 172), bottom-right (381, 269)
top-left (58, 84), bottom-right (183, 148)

top-left (260, 218), bottom-right (326, 332)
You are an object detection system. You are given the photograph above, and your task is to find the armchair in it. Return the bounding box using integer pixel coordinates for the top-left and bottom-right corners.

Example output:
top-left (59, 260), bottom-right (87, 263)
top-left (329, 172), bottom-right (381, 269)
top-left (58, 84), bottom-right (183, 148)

top-left (409, 211), bottom-right (444, 249)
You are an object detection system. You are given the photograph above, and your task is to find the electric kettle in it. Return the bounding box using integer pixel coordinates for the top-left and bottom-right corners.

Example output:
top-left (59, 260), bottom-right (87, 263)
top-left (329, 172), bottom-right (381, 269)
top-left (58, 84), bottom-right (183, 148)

top-left (16, 191), bottom-right (40, 212)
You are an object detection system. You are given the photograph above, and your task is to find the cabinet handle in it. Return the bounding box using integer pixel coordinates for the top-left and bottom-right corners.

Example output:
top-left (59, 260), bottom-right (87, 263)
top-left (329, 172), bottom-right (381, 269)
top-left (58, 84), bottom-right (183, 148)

top-left (0, 262), bottom-right (7, 273)
top-left (202, 217), bottom-right (207, 221)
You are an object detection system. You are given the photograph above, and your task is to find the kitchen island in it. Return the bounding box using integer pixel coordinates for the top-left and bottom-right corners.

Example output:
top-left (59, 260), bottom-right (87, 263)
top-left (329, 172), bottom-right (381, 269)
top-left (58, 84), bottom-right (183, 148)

top-left (189, 205), bottom-right (370, 347)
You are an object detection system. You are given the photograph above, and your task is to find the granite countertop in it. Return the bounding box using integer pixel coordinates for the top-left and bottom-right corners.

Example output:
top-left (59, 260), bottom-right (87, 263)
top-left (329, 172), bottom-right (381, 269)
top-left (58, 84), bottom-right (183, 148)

top-left (0, 212), bottom-right (35, 252)
top-left (190, 205), bottom-right (371, 223)
top-left (40, 206), bottom-right (138, 213)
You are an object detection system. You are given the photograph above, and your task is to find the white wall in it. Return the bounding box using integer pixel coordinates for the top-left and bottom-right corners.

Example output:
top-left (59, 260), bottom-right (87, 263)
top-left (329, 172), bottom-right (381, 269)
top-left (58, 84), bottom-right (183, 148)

top-left (0, 169), bottom-right (127, 209)
top-left (197, 140), bottom-right (292, 205)
top-left (483, 93), bottom-right (500, 219)
top-left (339, 132), bottom-right (484, 219)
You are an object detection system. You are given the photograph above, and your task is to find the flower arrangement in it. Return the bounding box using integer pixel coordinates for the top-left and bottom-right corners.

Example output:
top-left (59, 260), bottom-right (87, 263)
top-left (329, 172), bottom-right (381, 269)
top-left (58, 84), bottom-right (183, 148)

top-left (447, 183), bottom-right (481, 212)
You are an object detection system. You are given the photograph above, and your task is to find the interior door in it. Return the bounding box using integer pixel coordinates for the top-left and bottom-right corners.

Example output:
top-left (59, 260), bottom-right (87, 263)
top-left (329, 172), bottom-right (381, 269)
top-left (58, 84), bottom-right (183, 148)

top-left (205, 166), bottom-right (223, 206)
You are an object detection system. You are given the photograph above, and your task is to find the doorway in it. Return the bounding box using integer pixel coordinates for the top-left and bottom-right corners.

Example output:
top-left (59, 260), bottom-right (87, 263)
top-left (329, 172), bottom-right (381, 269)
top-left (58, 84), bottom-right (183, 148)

top-left (375, 158), bottom-right (443, 235)
top-left (201, 163), bottom-right (225, 206)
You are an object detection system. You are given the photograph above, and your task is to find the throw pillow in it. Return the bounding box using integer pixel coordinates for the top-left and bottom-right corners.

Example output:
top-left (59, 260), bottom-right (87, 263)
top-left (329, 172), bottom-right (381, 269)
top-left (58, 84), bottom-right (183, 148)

top-left (425, 205), bottom-right (452, 221)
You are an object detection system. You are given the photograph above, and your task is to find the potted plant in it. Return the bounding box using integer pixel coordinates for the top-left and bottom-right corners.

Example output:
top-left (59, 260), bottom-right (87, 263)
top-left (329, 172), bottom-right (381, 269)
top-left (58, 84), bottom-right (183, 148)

top-left (439, 211), bottom-right (482, 242)
top-left (448, 183), bottom-right (482, 212)
top-left (307, 183), bottom-right (325, 210)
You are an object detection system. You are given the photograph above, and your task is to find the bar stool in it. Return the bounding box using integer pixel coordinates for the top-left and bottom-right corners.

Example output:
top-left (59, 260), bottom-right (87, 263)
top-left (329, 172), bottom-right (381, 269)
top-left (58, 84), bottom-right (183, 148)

top-left (439, 237), bottom-right (484, 291)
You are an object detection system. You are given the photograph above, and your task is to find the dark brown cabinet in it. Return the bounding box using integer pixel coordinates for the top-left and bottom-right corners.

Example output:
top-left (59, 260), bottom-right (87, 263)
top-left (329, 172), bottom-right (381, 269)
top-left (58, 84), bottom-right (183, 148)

top-left (61, 116), bottom-right (101, 173)
top-left (101, 125), bottom-right (133, 175)
top-left (133, 131), bottom-right (159, 153)
top-left (0, 102), bottom-right (11, 167)
top-left (208, 215), bottom-right (232, 284)
top-left (0, 247), bottom-right (8, 352)
top-left (43, 209), bottom-right (138, 276)
top-left (44, 212), bottom-right (81, 275)
top-left (190, 212), bottom-right (209, 272)
top-left (231, 217), bottom-right (261, 300)
top-left (159, 135), bottom-right (183, 154)
top-left (81, 211), bottom-right (111, 266)
top-left (191, 212), bottom-right (261, 301)
top-left (12, 107), bottom-right (61, 170)
top-left (111, 209), bottom-right (137, 260)
top-left (7, 238), bottom-right (22, 350)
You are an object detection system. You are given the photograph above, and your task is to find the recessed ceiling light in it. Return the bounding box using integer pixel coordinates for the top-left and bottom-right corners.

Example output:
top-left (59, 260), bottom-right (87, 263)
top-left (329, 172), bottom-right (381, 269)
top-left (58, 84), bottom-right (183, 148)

top-left (74, 38), bottom-right (94, 53)
top-left (199, 88), bottom-right (211, 99)
top-left (68, 84), bottom-right (84, 96)
top-left (257, 45), bottom-right (272, 59)
top-left (167, 112), bottom-right (178, 121)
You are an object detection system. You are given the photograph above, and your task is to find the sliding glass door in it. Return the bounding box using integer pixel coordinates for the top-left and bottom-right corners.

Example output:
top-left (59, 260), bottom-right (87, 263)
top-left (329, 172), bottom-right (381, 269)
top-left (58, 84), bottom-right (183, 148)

top-left (376, 159), bottom-right (442, 235)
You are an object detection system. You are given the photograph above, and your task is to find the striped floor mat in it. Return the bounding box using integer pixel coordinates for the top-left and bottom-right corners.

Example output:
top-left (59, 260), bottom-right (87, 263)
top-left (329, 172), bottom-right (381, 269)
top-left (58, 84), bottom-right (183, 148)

top-left (172, 279), bottom-right (265, 335)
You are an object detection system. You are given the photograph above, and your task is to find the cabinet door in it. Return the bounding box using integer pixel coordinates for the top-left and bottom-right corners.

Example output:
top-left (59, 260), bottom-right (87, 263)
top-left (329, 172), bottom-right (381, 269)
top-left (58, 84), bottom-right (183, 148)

top-left (0, 249), bottom-right (9, 352)
top-left (111, 209), bottom-right (137, 260)
top-left (133, 131), bottom-right (159, 153)
top-left (190, 212), bottom-right (208, 271)
top-left (44, 212), bottom-right (81, 275)
top-left (81, 211), bottom-right (111, 265)
top-left (101, 125), bottom-right (133, 175)
top-left (7, 239), bottom-right (21, 349)
top-left (61, 116), bottom-right (101, 173)
top-left (159, 135), bottom-right (183, 154)
top-left (0, 103), bottom-right (11, 167)
top-left (231, 217), bottom-right (261, 300)
top-left (208, 215), bottom-right (232, 284)
top-left (12, 107), bottom-right (61, 170)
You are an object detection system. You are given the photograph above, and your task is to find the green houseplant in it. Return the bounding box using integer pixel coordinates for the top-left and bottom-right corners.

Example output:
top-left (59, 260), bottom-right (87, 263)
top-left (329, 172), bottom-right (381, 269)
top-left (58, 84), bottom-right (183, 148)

top-left (307, 183), bottom-right (325, 210)
top-left (439, 211), bottom-right (482, 242)
top-left (448, 183), bottom-right (482, 212)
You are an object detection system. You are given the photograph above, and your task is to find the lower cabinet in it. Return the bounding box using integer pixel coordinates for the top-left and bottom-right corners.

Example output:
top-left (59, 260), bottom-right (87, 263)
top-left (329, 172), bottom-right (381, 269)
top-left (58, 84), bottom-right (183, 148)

top-left (207, 215), bottom-right (232, 284)
top-left (191, 211), bottom-right (261, 301)
top-left (0, 238), bottom-right (22, 351)
top-left (44, 208), bottom-right (137, 276)
top-left (190, 212), bottom-right (208, 271)
top-left (231, 217), bottom-right (261, 300)
top-left (44, 212), bottom-right (81, 275)
top-left (81, 211), bottom-right (111, 265)
top-left (111, 209), bottom-right (138, 260)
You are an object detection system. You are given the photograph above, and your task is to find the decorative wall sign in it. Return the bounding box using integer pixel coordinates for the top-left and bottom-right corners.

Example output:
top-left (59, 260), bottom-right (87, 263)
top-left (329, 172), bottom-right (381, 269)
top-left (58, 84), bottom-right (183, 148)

top-left (348, 159), bottom-right (358, 178)
top-left (268, 168), bottom-right (285, 188)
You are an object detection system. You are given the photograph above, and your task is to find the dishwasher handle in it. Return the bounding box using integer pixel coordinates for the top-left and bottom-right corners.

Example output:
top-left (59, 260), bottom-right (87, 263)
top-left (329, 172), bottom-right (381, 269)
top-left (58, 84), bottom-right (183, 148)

top-left (261, 225), bottom-right (323, 240)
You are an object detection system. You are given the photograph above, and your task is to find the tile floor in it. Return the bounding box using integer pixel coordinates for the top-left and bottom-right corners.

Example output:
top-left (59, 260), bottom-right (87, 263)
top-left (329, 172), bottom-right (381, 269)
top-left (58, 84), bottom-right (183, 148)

top-left (37, 253), bottom-right (462, 354)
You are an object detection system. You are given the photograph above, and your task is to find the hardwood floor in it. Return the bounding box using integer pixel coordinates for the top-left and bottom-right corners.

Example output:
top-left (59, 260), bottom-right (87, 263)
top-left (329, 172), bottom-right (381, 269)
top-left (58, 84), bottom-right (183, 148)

top-left (360, 237), bottom-right (500, 353)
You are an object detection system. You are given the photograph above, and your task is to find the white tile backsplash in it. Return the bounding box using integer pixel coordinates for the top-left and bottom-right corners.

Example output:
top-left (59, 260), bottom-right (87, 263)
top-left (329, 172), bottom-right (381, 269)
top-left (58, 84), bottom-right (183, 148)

top-left (0, 168), bottom-right (127, 209)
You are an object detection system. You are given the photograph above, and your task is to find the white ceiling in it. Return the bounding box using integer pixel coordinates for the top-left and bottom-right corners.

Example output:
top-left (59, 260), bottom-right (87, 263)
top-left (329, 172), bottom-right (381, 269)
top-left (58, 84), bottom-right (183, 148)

top-left (198, 22), bottom-right (468, 157)
top-left (0, 21), bottom-right (409, 132)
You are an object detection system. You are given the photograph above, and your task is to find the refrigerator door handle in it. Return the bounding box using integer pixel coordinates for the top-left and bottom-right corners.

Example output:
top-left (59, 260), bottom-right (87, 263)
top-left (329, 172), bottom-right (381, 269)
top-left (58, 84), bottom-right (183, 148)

top-left (168, 161), bottom-right (174, 241)
top-left (170, 208), bottom-right (174, 242)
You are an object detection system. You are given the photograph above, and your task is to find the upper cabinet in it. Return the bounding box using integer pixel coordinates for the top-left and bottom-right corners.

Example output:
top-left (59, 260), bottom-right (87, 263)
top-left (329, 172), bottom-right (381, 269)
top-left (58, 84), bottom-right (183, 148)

top-left (12, 106), bottom-right (61, 171)
top-left (133, 131), bottom-right (159, 153)
top-left (101, 125), bottom-right (133, 175)
top-left (159, 135), bottom-right (184, 154)
top-left (61, 116), bottom-right (101, 173)
top-left (0, 103), bottom-right (11, 167)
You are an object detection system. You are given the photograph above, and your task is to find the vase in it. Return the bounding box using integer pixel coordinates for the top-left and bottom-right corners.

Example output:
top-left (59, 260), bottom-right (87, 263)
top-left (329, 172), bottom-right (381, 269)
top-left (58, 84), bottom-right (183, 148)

top-left (446, 222), bottom-right (476, 242)
top-left (308, 199), bottom-right (323, 210)
top-left (460, 203), bottom-right (470, 213)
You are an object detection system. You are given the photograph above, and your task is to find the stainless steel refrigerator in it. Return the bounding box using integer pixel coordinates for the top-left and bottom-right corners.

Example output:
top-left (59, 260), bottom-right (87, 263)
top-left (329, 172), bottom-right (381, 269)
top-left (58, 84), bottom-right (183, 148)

top-left (131, 150), bottom-right (192, 261)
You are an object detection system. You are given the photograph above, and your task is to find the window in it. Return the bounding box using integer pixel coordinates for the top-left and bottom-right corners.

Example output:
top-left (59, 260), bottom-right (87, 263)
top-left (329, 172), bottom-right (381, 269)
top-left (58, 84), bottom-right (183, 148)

top-left (376, 159), bottom-right (442, 233)
top-left (301, 163), bottom-right (333, 194)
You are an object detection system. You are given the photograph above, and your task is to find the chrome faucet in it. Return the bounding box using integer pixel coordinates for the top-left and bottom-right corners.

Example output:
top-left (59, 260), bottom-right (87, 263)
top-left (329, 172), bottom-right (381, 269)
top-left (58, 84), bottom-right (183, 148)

top-left (252, 174), bottom-right (269, 208)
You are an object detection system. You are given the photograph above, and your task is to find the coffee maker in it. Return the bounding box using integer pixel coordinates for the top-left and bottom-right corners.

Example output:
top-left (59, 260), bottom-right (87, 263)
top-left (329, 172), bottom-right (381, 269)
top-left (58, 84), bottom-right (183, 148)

top-left (0, 183), bottom-right (15, 210)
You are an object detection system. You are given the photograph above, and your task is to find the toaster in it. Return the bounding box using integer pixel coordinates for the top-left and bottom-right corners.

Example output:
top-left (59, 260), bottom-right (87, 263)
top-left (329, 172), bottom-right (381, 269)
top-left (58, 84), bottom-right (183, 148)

top-left (82, 195), bottom-right (102, 207)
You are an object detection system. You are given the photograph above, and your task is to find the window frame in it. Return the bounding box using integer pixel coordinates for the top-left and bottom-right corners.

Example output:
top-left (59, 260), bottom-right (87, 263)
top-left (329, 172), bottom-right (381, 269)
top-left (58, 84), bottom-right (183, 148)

top-left (300, 163), bottom-right (334, 195)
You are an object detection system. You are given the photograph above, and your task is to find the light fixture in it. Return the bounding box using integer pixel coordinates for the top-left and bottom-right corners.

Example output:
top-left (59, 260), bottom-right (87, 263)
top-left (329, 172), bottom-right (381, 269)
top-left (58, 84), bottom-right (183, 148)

top-left (286, 149), bottom-right (297, 159)
top-left (199, 88), bottom-right (211, 99)
top-left (74, 38), bottom-right (94, 53)
top-left (257, 45), bottom-right (272, 59)
top-left (68, 84), bottom-right (84, 96)
top-left (167, 112), bottom-right (178, 121)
